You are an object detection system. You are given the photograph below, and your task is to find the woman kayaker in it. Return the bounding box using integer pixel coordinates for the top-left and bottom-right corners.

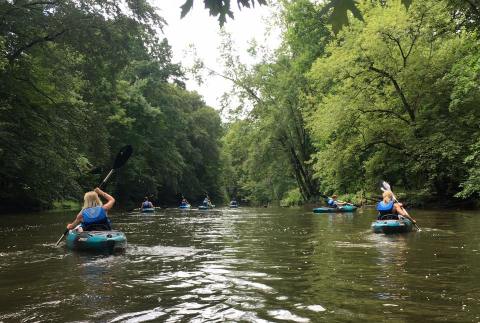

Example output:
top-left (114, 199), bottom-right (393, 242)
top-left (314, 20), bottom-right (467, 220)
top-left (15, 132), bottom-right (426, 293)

top-left (141, 197), bottom-right (154, 211)
top-left (67, 187), bottom-right (115, 231)
top-left (377, 190), bottom-right (416, 223)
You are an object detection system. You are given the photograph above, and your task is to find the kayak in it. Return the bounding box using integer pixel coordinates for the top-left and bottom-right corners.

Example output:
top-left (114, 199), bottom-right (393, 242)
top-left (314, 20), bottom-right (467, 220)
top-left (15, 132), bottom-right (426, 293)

top-left (313, 205), bottom-right (357, 213)
top-left (229, 204), bottom-right (239, 208)
top-left (179, 204), bottom-right (191, 209)
top-left (66, 230), bottom-right (127, 252)
top-left (371, 214), bottom-right (413, 234)
top-left (141, 208), bottom-right (155, 213)
top-left (198, 205), bottom-right (215, 210)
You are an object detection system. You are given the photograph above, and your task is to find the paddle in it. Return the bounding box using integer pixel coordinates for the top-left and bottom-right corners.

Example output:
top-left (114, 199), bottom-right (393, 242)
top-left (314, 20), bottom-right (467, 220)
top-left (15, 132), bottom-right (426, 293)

top-left (381, 181), bottom-right (420, 231)
top-left (55, 145), bottom-right (133, 246)
top-left (320, 193), bottom-right (358, 207)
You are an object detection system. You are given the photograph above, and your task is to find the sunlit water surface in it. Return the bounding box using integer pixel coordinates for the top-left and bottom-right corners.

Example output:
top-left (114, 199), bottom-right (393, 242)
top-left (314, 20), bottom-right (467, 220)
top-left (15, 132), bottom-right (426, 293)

top-left (0, 207), bottom-right (479, 322)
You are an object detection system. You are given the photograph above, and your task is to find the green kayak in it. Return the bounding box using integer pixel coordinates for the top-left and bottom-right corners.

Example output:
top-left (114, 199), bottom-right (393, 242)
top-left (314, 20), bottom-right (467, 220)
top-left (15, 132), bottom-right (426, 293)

top-left (313, 205), bottom-right (357, 213)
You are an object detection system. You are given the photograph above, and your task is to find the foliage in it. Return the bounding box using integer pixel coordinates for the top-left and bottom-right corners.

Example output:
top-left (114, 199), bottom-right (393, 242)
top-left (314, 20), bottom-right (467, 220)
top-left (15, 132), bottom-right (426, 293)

top-left (0, 1), bottom-right (223, 211)
top-left (218, 0), bottom-right (331, 204)
top-left (305, 0), bottom-right (480, 201)
top-left (219, 0), bottom-right (480, 206)
top-left (181, 0), bottom-right (267, 26)
top-left (280, 188), bottom-right (303, 207)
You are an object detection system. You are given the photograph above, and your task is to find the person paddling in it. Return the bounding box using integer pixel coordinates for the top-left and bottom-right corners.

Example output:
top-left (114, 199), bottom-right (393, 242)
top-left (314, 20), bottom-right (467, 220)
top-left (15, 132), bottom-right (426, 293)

top-left (67, 187), bottom-right (115, 232)
top-left (377, 190), bottom-right (416, 224)
top-left (327, 195), bottom-right (348, 208)
top-left (203, 195), bottom-right (213, 208)
top-left (141, 197), bottom-right (154, 211)
top-left (180, 197), bottom-right (189, 206)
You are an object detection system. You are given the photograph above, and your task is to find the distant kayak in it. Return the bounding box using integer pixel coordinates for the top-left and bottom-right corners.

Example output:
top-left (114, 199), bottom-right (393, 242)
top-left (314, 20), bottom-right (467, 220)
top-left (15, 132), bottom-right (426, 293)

top-left (198, 205), bottom-right (215, 210)
top-left (179, 204), bottom-right (191, 209)
top-left (66, 230), bottom-right (127, 252)
top-left (141, 208), bottom-right (155, 213)
top-left (229, 204), bottom-right (239, 208)
top-left (313, 205), bottom-right (357, 213)
top-left (371, 214), bottom-right (413, 234)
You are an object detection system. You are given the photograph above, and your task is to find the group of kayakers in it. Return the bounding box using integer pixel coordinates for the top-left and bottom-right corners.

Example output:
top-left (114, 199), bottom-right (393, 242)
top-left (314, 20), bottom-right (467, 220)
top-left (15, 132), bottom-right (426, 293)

top-left (327, 190), bottom-right (417, 225)
top-left (67, 189), bottom-right (236, 232)
top-left (139, 195), bottom-right (222, 211)
top-left (67, 184), bottom-right (415, 234)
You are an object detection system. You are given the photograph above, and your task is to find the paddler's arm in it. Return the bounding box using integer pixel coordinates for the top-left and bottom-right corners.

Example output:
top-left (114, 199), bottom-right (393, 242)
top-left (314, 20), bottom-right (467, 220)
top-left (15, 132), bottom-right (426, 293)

top-left (95, 187), bottom-right (115, 211)
top-left (395, 203), bottom-right (416, 223)
top-left (67, 212), bottom-right (83, 230)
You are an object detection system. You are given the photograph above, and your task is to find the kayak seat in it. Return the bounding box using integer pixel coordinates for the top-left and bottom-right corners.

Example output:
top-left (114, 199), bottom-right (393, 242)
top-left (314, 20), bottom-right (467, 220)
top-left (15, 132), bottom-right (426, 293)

top-left (83, 223), bottom-right (111, 231)
top-left (377, 214), bottom-right (400, 221)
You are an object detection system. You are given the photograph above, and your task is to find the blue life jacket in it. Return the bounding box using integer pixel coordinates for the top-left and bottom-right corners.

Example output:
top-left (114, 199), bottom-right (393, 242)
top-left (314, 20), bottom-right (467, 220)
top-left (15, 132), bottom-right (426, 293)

top-left (327, 198), bottom-right (337, 208)
top-left (81, 206), bottom-right (111, 230)
top-left (377, 201), bottom-right (394, 215)
top-left (142, 201), bottom-right (152, 208)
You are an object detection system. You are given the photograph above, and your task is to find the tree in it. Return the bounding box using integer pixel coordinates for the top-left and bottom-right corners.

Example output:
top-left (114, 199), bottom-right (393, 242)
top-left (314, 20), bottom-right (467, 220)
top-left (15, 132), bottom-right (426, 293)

top-left (306, 0), bottom-right (480, 201)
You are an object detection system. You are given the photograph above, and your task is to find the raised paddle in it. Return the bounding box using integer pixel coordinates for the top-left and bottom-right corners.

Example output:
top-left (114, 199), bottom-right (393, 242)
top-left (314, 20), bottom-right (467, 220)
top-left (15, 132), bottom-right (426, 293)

top-left (55, 145), bottom-right (133, 246)
top-left (381, 181), bottom-right (420, 231)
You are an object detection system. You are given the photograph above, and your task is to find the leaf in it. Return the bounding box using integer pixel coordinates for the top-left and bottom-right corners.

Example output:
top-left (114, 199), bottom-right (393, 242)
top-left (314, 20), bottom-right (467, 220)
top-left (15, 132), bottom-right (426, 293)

top-left (181, 0), bottom-right (266, 25)
top-left (321, 0), bottom-right (364, 34)
top-left (180, 0), bottom-right (194, 18)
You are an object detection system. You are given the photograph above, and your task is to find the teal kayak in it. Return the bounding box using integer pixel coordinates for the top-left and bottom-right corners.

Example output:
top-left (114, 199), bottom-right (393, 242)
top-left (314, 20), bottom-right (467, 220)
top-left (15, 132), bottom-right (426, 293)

top-left (179, 204), bottom-right (191, 209)
top-left (313, 205), bottom-right (357, 213)
top-left (141, 208), bottom-right (155, 213)
top-left (66, 230), bottom-right (127, 252)
top-left (371, 214), bottom-right (413, 234)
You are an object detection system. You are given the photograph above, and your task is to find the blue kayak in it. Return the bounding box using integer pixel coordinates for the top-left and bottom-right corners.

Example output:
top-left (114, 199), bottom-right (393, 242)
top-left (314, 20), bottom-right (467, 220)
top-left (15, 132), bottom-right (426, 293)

top-left (371, 214), bottom-right (413, 234)
top-left (179, 204), bottom-right (191, 209)
top-left (66, 230), bottom-right (127, 252)
top-left (141, 208), bottom-right (155, 213)
top-left (313, 205), bottom-right (357, 213)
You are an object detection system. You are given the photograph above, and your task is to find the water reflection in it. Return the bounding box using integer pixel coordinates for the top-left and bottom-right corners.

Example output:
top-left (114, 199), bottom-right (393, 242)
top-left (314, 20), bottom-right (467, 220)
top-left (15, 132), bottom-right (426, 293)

top-left (0, 208), bottom-right (479, 322)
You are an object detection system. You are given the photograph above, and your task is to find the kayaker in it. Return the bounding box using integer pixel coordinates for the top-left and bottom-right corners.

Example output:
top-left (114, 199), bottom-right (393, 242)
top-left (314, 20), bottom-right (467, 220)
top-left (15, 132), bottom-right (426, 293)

top-left (181, 197), bottom-right (189, 206)
top-left (203, 195), bottom-right (213, 207)
top-left (66, 187), bottom-right (114, 231)
top-left (377, 190), bottom-right (416, 223)
top-left (327, 195), bottom-right (347, 208)
top-left (230, 198), bottom-right (238, 206)
top-left (141, 197), bottom-right (154, 210)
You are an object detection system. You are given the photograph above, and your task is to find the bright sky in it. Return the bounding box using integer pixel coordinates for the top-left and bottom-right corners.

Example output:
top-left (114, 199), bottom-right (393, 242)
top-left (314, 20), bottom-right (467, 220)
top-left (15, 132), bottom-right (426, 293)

top-left (154, 1), bottom-right (281, 110)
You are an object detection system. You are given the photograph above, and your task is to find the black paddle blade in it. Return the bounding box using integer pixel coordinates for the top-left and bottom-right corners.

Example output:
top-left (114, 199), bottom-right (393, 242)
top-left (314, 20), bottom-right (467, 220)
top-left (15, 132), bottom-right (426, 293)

top-left (113, 145), bottom-right (133, 169)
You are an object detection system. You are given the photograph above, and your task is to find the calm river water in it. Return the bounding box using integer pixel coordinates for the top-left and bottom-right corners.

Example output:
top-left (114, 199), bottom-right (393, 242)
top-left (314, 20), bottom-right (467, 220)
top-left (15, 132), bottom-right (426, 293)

top-left (0, 207), bottom-right (479, 322)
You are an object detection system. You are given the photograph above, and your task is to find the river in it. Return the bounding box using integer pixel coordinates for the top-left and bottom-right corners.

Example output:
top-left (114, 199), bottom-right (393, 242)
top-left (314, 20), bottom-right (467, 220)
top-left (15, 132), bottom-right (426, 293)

top-left (0, 207), bottom-right (479, 322)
